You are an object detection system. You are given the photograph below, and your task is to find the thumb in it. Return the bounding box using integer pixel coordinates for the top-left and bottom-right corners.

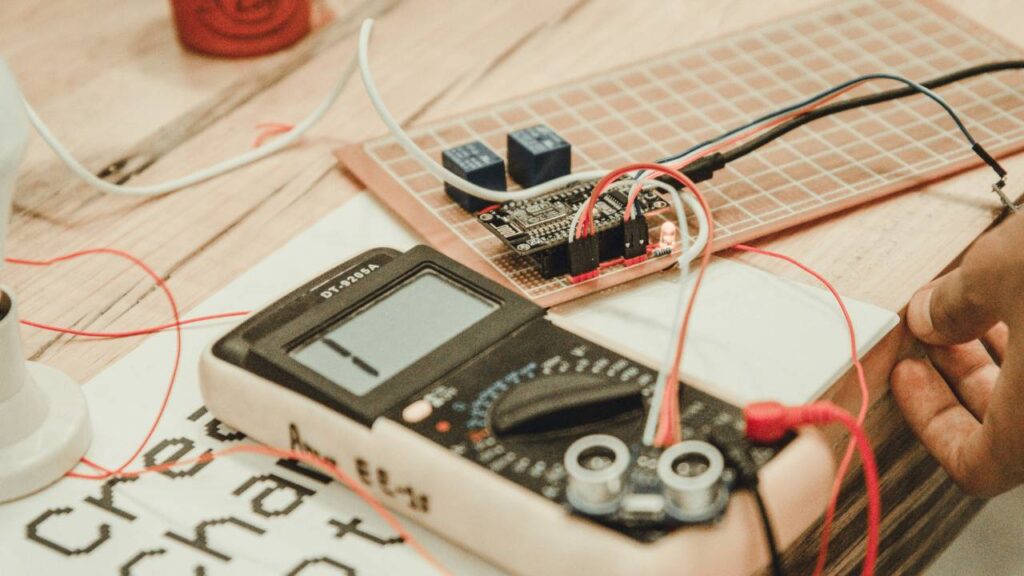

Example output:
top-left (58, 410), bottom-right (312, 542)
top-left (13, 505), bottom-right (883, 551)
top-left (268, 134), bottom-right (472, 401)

top-left (907, 267), bottom-right (999, 346)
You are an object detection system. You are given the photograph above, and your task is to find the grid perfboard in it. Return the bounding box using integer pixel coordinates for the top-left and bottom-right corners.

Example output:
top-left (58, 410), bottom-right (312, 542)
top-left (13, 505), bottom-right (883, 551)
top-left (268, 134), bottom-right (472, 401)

top-left (340, 0), bottom-right (1024, 307)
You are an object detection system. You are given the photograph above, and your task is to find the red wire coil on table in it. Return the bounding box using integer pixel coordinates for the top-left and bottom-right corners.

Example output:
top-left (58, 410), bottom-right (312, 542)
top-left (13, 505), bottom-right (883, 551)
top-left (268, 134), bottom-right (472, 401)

top-left (170, 0), bottom-right (311, 58)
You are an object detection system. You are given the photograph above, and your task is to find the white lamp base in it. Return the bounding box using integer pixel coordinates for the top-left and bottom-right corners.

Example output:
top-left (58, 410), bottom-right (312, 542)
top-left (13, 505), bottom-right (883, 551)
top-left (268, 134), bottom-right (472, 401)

top-left (0, 362), bottom-right (90, 502)
top-left (0, 62), bottom-right (89, 500)
top-left (0, 288), bottom-right (91, 503)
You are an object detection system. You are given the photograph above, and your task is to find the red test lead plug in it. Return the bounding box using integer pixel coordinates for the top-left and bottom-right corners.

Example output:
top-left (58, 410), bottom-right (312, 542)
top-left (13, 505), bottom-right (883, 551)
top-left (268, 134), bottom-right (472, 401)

top-left (743, 401), bottom-right (882, 576)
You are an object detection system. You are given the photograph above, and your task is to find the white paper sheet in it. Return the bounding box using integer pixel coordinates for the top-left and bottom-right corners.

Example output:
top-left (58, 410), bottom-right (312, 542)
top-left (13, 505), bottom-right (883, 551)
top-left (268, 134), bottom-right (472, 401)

top-left (553, 258), bottom-right (899, 405)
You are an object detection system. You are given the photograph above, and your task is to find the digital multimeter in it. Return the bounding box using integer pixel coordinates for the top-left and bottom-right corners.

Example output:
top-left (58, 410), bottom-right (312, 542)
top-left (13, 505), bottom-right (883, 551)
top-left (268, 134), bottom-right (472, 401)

top-left (199, 246), bottom-right (834, 576)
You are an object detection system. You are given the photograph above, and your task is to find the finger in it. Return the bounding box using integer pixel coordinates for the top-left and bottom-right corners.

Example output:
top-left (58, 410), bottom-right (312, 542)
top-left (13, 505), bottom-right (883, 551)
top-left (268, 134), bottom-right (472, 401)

top-left (907, 269), bottom-right (998, 346)
top-left (925, 341), bottom-right (998, 420)
top-left (890, 358), bottom-right (1004, 495)
top-left (981, 322), bottom-right (1009, 364)
top-left (970, 329), bottom-right (1024, 495)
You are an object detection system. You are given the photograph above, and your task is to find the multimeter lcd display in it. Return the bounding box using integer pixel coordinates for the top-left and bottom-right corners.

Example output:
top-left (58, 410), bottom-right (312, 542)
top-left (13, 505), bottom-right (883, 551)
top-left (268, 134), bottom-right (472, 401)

top-left (289, 270), bottom-right (499, 396)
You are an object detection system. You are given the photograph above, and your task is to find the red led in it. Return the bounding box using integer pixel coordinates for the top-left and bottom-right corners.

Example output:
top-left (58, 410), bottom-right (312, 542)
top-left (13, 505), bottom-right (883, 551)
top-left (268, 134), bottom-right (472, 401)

top-left (435, 420), bottom-right (451, 433)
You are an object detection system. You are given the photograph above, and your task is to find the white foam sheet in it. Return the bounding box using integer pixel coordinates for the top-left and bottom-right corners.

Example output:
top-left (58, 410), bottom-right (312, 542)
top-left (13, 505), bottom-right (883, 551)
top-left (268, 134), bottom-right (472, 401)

top-left (0, 192), bottom-right (897, 574)
top-left (553, 259), bottom-right (899, 406)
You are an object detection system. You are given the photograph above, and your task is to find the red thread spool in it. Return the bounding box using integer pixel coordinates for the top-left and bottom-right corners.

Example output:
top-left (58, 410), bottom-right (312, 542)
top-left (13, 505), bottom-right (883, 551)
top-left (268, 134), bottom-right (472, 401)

top-left (170, 0), bottom-right (312, 58)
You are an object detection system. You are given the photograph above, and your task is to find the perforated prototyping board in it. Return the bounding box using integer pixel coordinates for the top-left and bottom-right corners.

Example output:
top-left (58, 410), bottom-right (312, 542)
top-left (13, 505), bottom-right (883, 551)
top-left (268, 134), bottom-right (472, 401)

top-left (340, 0), bottom-right (1024, 307)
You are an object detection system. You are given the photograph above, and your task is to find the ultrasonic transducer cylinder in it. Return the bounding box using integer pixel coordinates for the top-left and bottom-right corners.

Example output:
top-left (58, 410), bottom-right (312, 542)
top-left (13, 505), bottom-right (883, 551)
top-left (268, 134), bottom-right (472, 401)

top-left (564, 434), bottom-right (631, 515)
top-left (657, 440), bottom-right (725, 517)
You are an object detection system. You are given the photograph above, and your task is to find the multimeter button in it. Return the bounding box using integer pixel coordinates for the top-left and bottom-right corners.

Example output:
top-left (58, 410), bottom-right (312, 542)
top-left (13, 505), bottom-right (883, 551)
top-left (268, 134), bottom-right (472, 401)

top-left (491, 374), bottom-right (643, 437)
top-left (402, 400), bottom-right (434, 423)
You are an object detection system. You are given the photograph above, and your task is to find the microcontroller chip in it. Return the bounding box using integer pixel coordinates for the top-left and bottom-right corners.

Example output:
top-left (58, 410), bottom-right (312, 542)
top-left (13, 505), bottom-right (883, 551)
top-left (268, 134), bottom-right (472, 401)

top-left (511, 201), bottom-right (568, 229)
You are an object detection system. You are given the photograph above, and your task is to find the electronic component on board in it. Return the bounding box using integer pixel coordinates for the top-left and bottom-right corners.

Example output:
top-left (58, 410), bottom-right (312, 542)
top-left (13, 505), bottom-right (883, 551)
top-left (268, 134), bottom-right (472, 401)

top-left (656, 441), bottom-right (728, 521)
top-left (198, 244), bottom-right (819, 575)
top-left (622, 205), bottom-right (649, 263)
top-left (478, 181), bottom-right (670, 279)
top-left (568, 234), bottom-right (600, 282)
top-left (563, 435), bottom-right (730, 527)
top-left (441, 141), bottom-right (506, 212)
top-left (507, 124), bottom-right (571, 187)
top-left (564, 434), bottom-right (631, 515)
top-left (650, 222), bottom-right (677, 258)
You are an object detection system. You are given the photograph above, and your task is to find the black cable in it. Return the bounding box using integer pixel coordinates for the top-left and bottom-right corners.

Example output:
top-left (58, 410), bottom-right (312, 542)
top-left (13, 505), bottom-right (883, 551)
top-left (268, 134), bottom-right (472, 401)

top-left (711, 431), bottom-right (786, 576)
top-left (719, 60), bottom-right (1024, 168)
top-left (664, 60), bottom-right (1024, 190)
top-left (753, 486), bottom-right (785, 576)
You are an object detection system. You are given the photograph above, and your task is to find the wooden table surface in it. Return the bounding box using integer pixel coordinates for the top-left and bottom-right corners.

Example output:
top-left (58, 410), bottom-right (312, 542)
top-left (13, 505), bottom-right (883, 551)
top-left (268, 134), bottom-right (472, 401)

top-left (2, 0), bottom-right (1021, 574)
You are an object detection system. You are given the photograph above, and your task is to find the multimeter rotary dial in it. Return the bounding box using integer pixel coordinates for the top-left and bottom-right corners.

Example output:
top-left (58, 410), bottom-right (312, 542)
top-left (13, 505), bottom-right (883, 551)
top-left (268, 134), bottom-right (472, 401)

top-left (468, 345), bottom-right (653, 498)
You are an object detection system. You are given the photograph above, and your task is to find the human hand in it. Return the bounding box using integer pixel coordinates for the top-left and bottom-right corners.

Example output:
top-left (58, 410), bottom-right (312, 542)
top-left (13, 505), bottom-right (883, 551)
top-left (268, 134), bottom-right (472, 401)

top-left (891, 214), bottom-right (1024, 497)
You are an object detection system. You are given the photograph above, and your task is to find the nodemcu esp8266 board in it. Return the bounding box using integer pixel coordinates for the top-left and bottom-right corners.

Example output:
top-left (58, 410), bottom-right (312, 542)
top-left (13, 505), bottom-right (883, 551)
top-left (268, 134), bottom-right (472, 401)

top-left (340, 0), bottom-right (1024, 307)
top-left (478, 182), bottom-right (669, 279)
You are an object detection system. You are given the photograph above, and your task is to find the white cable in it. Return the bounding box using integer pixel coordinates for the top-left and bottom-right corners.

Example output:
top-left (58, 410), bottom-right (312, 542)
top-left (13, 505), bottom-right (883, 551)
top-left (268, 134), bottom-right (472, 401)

top-left (358, 19), bottom-right (610, 203)
top-left (560, 175), bottom-right (709, 446)
top-left (676, 193), bottom-right (708, 265)
top-left (23, 50), bottom-right (359, 197)
top-left (560, 173), bottom-right (710, 446)
top-left (360, 15), bottom-right (708, 445)
top-left (641, 191), bottom-right (708, 446)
